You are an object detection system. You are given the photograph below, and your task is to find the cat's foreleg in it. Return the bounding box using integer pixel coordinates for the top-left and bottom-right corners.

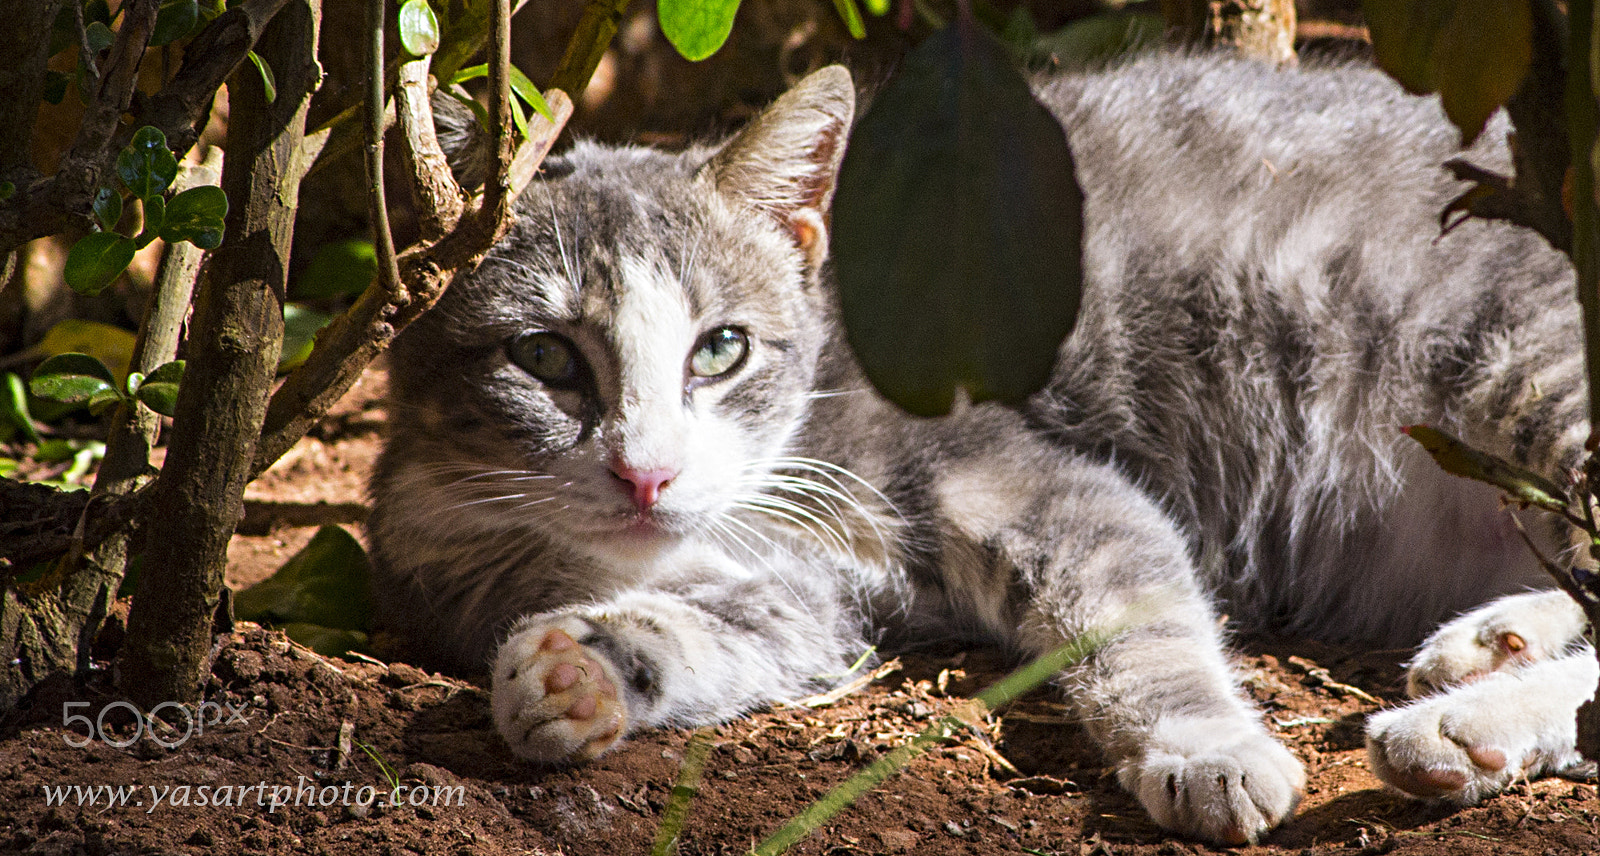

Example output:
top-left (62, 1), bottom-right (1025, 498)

top-left (999, 482), bottom-right (1304, 845)
top-left (492, 578), bottom-right (857, 763)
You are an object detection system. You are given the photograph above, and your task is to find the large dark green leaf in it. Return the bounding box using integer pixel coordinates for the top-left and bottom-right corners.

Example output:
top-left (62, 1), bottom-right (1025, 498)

top-left (1362, 0), bottom-right (1532, 143)
top-left (235, 526), bottom-right (373, 634)
top-left (294, 239), bottom-right (377, 299)
top-left (116, 126), bottom-right (178, 199)
top-left (659, 0), bottom-right (741, 62)
top-left (832, 16), bottom-right (1084, 416)
top-left (28, 353), bottom-right (121, 409)
top-left (63, 232), bottom-right (136, 296)
top-left (160, 185), bottom-right (228, 250)
top-left (151, 0), bottom-right (200, 46)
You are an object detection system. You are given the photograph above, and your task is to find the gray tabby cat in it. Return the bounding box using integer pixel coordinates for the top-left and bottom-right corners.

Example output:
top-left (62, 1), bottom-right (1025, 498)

top-left (368, 54), bottom-right (1598, 844)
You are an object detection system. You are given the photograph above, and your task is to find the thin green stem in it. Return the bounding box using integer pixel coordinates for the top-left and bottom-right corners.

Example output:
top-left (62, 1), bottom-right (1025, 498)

top-left (366, 0), bottom-right (403, 302)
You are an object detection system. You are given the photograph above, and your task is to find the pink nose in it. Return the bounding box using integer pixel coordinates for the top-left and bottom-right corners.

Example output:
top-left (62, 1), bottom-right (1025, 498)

top-left (610, 463), bottom-right (677, 512)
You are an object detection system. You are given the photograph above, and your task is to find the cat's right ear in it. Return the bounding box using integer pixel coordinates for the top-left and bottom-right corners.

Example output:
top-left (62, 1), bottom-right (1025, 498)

top-left (702, 65), bottom-right (855, 268)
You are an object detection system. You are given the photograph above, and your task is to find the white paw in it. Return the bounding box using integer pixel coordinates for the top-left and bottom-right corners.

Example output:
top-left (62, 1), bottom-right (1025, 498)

top-left (1406, 590), bottom-right (1584, 697)
top-left (1121, 718), bottom-right (1305, 845)
top-left (493, 617), bottom-right (628, 763)
top-left (1367, 656), bottom-right (1592, 803)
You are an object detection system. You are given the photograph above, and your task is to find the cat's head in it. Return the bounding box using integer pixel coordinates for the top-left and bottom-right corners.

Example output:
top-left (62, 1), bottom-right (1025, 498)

top-left (382, 66), bottom-right (855, 564)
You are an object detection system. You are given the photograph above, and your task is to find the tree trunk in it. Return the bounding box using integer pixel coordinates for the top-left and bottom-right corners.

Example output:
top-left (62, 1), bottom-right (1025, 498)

top-left (116, 0), bottom-right (320, 708)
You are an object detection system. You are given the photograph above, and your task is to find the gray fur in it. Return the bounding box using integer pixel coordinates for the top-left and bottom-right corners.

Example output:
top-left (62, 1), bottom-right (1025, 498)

top-left (369, 55), bottom-right (1591, 844)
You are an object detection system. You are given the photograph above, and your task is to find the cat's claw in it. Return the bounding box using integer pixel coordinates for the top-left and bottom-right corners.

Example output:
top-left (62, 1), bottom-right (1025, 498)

top-left (1122, 719), bottom-right (1305, 845)
top-left (493, 620), bottom-right (627, 763)
top-left (1405, 590), bottom-right (1586, 697)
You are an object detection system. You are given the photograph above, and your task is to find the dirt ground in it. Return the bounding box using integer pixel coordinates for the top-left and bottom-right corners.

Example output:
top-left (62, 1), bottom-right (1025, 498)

top-left (3, 369), bottom-right (1598, 856)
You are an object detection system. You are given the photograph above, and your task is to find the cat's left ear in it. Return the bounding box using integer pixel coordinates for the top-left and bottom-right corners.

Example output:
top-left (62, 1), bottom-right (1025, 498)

top-left (703, 65), bottom-right (855, 266)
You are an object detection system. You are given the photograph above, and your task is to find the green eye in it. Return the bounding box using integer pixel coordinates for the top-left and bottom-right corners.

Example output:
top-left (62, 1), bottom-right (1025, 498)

top-left (510, 331), bottom-right (583, 387)
top-left (690, 327), bottom-right (749, 379)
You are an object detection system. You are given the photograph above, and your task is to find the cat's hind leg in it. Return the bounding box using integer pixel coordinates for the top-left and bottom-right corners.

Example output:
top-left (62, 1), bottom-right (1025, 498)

top-left (1366, 651), bottom-right (1596, 801)
top-left (1404, 589), bottom-right (1587, 697)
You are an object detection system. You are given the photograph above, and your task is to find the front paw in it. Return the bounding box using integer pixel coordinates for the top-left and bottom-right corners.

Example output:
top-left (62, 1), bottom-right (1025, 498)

top-left (1366, 668), bottom-right (1584, 803)
top-left (493, 617), bottom-right (628, 763)
top-left (1121, 719), bottom-right (1305, 845)
top-left (1406, 590), bottom-right (1583, 697)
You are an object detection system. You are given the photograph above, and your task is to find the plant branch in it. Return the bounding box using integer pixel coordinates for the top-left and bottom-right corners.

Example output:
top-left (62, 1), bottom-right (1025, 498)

top-left (136, 0), bottom-right (294, 158)
top-left (118, 0), bottom-right (321, 708)
top-left (366, 0), bottom-right (404, 304)
top-left (0, 1), bottom-right (64, 177)
top-left (396, 58), bottom-right (465, 242)
top-left (249, 29), bottom-right (571, 478)
top-left (0, 0), bottom-right (290, 255)
top-left (549, 0), bottom-right (630, 97)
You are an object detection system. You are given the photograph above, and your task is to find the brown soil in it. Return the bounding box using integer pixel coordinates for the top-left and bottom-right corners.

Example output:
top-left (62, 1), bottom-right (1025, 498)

top-left (2, 369), bottom-right (1597, 856)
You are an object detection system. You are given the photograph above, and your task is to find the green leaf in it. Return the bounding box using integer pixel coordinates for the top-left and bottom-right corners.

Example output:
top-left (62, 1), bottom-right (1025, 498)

top-left (1361, 0), bottom-right (1532, 143)
top-left (134, 360), bottom-right (184, 417)
top-left (93, 187), bottom-right (122, 233)
top-left (160, 185), bottom-right (228, 249)
top-left (85, 0), bottom-right (111, 27)
top-left (509, 64), bottom-right (554, 123)
top-left (151, 0), bottom-right (200, 46)
top-left (49, 5), bottom-right (76, 56)
top-left (278, 624), bottom-right (369, 659)
top-left (659, 0), bottom-right (741, 62)
top-left (1032, 12), bottom-right (1162, 68)
top-left (235, 526), bottom-right (374, 634)
top-left (86, 21), bottom-right (113, 53)
top-left (246, 50), bottom-right (276, 103)
top-left (294, 239), bottom-right (377, 299)
top-left (42, 71), bottom-right (69, 105)
top-left (63, 232), bottom-right (136, 296)
top-left (831, 0), bottom-right (866, 38)
top-left (444, 87), bottom-right (491, 133)
top-left (1402, 424), bottom-right (1571, 512)
top-left (2, 374), bottom-right (43, 445)
top-left (279, 303), bottom-right (334, 372)
top-left (508, 95), bottom-right (530, 142)
top-left (116, 126), bottom-right (178, 199)
top-left (864, 0), bottom-right (888, 14)
top-left (135, 193), bottom-right (165, 248)
top-left (28, 353), bottom-right (121, 408)
top-left (832, 15), bottom-right (1084, 416)
top-left (0, 181), bottom-right (12, 202)
top-left (398, 0), bottom-right (441, 57)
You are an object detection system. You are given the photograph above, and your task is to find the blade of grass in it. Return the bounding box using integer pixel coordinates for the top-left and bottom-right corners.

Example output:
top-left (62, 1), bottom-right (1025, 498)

top-left (652, 730), bottom-right (714, 856)
top-left (750, 628), bottom-right (1114, 856)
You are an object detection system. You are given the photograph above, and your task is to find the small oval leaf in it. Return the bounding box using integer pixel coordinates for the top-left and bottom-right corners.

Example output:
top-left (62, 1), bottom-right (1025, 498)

top-left (93, 187), bottom-right (122, 233)
top-left (116, 126), bottom-right (178, 199)
top-left (151, 0), bottom-right (200, 46)
top-left (63, 232), bottom-right (137, 296)
top-left (659, 0), bottom-right (741, 62)
top-left (134, 359), bottom-right (185, 417)
top-left (247, 50), bottom-right (276, 104)
top-left (29, 353), bottom-right (120, 407)
top-left (398, 0), bottom-right (441, 57)
top-left (160, 185), bottom-right (229, 250)
top-left (832, 16), bottom-right (1084, 416)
